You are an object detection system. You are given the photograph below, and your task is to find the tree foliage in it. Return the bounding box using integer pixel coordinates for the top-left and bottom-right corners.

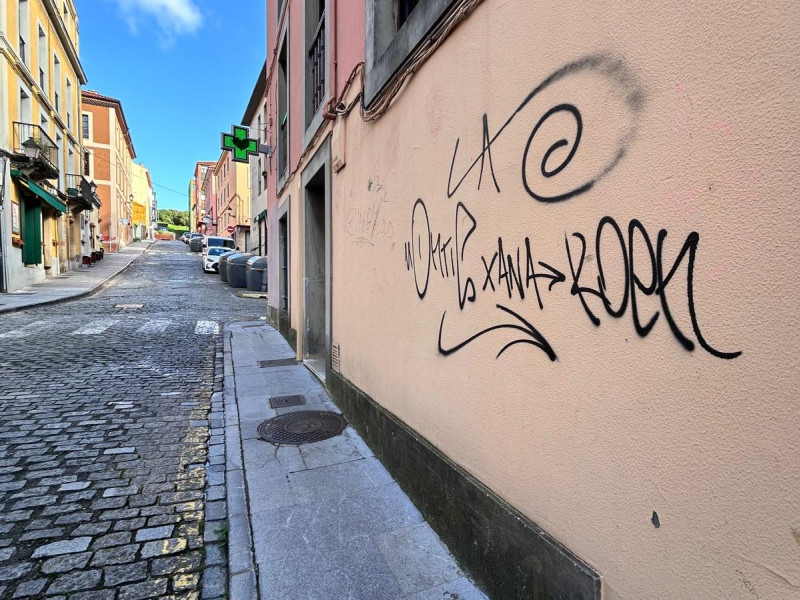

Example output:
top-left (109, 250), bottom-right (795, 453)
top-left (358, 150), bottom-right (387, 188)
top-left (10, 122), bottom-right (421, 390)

top-left (157, 209), bottom-right (189, 227)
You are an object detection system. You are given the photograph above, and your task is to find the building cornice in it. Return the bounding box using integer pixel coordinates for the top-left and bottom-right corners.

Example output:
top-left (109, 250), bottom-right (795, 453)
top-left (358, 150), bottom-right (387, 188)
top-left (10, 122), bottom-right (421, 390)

top-left (81, 91), bottom-right (136, 159)
top-left (42, 0), bottom-right (87, 84)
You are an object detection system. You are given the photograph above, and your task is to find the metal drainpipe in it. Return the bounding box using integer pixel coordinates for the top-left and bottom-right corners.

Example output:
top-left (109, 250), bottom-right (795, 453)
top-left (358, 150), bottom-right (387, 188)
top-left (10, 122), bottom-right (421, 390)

top-left (0, 156), bottom-right (7, 292)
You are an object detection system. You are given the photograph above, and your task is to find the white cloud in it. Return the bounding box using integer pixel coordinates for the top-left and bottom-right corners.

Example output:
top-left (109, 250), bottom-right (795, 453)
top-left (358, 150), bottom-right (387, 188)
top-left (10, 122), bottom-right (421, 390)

top-left (116, 0), bottom-right (203, 42)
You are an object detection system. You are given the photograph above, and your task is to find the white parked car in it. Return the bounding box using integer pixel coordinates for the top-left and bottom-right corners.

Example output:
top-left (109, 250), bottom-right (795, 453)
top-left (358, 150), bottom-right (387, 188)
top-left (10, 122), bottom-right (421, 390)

top-left (203, 247), bottom-right (228, 273)
top-left (202, 235), bottom-right (236, 255)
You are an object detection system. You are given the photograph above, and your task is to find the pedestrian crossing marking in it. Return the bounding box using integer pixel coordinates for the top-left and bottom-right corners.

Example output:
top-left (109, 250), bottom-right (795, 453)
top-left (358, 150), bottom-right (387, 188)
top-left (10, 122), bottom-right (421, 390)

top-left (2, 318), bottom-right (219, 337)
top-left (0, 320), bottom-right (50, 339)
top-left (194, 321), bottom-right (220, 335)
top-left (70, 319), bottom-right (120, 335)
top-left (136, 319), bottom-right (172, 334)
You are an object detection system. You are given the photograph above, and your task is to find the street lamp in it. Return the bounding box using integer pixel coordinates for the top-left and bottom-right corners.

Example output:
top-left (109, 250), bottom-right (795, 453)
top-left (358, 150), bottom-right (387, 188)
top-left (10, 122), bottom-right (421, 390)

top-left (21, 138), bottom-right (39, 160)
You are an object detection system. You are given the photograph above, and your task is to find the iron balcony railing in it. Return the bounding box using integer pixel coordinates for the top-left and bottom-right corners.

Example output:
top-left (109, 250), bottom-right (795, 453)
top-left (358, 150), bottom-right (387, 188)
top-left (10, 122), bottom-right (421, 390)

top-left (66, 173), bottom-right (92, 198)
top-left (12, 122), bottom-right (59, 175)
top-left (309, 14), bottom-right (326, 115)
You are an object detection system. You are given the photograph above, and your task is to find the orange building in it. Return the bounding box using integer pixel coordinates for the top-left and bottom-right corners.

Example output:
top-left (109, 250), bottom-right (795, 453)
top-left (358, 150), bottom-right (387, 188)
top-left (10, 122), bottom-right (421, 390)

top-left (80, 90), bottom-right (135, 251)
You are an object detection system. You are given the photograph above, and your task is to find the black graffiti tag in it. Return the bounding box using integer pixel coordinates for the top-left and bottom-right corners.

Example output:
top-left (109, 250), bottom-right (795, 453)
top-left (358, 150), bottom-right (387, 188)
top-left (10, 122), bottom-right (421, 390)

top-left (447, 54), bottom-right (643, 203)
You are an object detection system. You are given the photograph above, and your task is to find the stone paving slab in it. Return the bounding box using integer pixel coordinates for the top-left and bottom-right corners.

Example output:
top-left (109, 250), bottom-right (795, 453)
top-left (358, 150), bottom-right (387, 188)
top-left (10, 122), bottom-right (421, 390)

top-left (0, 241), bottom-right (257, 600)
top-left (224, 321), bottom-right (488, 600)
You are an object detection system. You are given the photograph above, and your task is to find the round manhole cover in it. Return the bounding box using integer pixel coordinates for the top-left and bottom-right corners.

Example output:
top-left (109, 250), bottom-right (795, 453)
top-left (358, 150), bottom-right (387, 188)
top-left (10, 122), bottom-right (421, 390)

top-left (258, 410), bottom-right (347, 445)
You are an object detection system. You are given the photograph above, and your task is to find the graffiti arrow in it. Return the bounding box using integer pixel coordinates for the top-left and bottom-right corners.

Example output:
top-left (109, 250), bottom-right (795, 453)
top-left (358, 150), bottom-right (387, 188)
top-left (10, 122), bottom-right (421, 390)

top-left (534, 261), bottom-right (565, 291)
top-left (438, 303), bottom-right (557, 361)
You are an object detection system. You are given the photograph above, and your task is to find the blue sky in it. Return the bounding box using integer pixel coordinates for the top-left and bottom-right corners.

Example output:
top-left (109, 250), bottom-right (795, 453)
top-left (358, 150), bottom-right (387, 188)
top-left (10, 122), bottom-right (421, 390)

top-left (74, 0), bottom-right (266, 211)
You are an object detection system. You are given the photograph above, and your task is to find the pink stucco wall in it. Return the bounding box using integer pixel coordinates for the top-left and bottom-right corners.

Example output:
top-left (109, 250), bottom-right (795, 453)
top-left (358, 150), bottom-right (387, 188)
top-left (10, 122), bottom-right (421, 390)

top-left (329, 1), bottom-right (800, 599)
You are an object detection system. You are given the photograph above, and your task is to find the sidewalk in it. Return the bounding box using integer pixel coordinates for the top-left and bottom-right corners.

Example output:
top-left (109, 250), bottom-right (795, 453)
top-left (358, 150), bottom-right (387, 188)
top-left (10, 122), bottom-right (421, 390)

top-left (0, 240), bottom-right (153, 313)
top-left (223, 321), bottom-right (488, 600)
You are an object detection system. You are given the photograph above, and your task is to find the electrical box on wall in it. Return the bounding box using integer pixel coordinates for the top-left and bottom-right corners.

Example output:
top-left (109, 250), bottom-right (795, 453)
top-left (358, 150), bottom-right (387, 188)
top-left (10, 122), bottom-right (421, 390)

top-left (332, 120), bottom-right (346, 173)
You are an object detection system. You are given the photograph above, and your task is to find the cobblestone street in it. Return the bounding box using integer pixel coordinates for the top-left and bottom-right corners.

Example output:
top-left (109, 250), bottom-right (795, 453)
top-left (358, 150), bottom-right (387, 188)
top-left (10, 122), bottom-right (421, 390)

top-left (0, 241), bottom-right (261, 599)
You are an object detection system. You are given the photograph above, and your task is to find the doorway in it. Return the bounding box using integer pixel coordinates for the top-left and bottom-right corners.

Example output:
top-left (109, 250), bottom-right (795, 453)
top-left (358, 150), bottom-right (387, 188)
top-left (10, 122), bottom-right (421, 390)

top-left (302, 144), bottom-right (330, 381)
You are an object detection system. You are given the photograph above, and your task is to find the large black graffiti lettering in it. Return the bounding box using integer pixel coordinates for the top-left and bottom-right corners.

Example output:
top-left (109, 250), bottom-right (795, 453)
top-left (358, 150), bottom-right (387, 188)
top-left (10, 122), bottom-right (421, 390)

top-left (404, 199), bottom-right (477, 307)
top-left (406, 202), bottom-right (741, 360)
top-left (564, 217), bottom-right (741, 360)
top-left (447, 54), bottom-right (643, 203)
top-left (405, 54), bottom-right (739, 361)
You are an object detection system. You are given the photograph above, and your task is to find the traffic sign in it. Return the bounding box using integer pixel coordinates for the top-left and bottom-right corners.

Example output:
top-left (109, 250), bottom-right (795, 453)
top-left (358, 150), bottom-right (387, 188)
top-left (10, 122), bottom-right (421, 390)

top-left (227, 225), bottom-right (235, 233)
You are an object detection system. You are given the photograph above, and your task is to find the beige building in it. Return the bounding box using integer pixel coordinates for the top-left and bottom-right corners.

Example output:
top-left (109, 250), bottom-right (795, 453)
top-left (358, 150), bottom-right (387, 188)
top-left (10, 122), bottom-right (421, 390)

top-left (260, 1), bottom-right (800, 598)
top-left (81, 89), bottom-right (135, 252)
top-left (0, 0), bottom-right (96, 291)
top-left (213, 149), bottom-right (249, 250)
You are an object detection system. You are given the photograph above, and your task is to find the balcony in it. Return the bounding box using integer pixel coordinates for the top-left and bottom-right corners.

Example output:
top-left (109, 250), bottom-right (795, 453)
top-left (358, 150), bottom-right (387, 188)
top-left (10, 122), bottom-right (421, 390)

top-left (12, 122), bottom-right (59, 180)
top-left (66, 173), bottom-right (98, 211)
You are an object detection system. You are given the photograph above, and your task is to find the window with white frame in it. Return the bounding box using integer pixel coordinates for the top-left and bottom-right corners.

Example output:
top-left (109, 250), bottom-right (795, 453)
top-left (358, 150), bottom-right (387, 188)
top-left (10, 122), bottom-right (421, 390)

top-left (19, 0), bottom-right (30, 66)
top-left (66, 79), bottom-right (72, 129)
top-left (53, 55), bottom-right (61, 113)
top-left (38, 25), bottom-right (47, 94)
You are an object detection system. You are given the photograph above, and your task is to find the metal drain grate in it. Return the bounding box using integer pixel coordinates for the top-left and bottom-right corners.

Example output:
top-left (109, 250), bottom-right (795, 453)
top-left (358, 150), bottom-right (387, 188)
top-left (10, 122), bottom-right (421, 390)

top-left (269, 395), bottom-right (305, 409)
top-left (258, 358), bottom-right (297, 368)
top-left (258, 411), bottom-right (346, 445)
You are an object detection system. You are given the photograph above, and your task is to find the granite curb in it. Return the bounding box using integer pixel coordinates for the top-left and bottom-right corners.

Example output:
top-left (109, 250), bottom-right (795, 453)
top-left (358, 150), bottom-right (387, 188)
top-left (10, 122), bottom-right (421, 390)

top-left (224, 324), bottom-right (259, 600)
top-left (0, 239), bottom-right (156, 314)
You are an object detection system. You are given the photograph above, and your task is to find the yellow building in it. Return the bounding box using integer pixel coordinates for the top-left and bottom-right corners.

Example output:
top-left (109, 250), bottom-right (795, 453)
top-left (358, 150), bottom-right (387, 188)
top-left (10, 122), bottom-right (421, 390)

top-left (130, 162), bottom-right (154, 239)
top-left (213, 150), bottom-right (250, 250)
top-left (0, 0), bottom-right (96, 292)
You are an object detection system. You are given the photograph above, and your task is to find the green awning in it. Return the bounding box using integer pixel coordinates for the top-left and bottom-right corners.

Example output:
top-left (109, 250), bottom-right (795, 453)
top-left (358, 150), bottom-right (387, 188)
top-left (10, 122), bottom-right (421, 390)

top-left (254, 209), bottom-right (267, 223)
top-left (11, 170), bottom-right (66, 213)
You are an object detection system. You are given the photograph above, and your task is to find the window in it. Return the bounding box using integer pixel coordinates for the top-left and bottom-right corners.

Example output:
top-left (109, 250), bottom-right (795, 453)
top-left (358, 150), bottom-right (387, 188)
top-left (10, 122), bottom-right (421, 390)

top-left (53, 55), bottom-right (61, 113)
top-left (38, 26), bottom-right (47, 94)
top-left (82, 113), bottom-right (89, 139)
top-left (66, 79), bottom-right (72, 128)
top-left (396, 0), bottom-right (419, 29)
top-left (305, 0), bottom-right (326, 127)
top-left (365, 0), bottom-right (458, 106)
top-left (277, 36), bottom-right (289, 179)
top-left (19, 88), bottom-right (31, 123)
top-left (83, 151), bottom-right (91, 176)
top-left (19, 0), bottom-right (29, 66)
top-left (56, 133), bottom-right (64, 190)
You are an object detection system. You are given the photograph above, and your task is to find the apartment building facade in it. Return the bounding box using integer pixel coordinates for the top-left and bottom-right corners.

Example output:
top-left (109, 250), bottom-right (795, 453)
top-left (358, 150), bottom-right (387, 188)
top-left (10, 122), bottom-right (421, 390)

top-left (213, 149), bottom-right (250, 251)
top-left (0, 0), bottom-right (99, 291)
top-left (259, 1), bottom-right (799, 599)
top-left (242, 61), bottom-right (268, 255)
top-left (81, 89), bottom-right (135, 252)
top-left (190, 160), bottom-right (214, 234)
top-left (200, 161), bottom-right (216, 236)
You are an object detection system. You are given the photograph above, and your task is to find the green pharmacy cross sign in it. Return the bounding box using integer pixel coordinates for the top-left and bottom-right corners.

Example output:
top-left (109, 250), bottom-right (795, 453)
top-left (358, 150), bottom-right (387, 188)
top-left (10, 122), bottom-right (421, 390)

top-left (221, 125), bottom-right (258, 163)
